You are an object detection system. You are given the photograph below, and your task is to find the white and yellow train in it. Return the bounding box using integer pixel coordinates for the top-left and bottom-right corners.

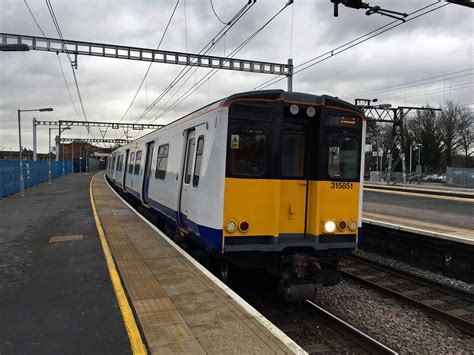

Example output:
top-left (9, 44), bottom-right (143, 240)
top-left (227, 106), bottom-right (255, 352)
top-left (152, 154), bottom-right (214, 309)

top-left (106, 89), bottom-right (366, 300)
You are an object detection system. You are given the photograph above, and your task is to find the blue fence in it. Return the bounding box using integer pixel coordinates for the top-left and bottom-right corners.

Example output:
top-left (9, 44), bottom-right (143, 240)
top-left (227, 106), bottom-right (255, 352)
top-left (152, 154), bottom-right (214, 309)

top-left (0, 160), bottom-right (73, 198)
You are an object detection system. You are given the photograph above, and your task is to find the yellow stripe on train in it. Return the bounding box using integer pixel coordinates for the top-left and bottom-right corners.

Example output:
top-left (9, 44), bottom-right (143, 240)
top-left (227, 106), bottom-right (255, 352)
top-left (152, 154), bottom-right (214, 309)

top-left (223, 178), bottom-right (360, 238)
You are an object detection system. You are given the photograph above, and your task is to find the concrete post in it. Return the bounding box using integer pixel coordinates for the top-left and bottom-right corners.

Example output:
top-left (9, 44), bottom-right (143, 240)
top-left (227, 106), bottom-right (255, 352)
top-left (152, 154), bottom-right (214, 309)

top-left (48, 128), bottom-right (52, 184)
top-left (71, 141), bottom-right (74, 173)
top-left (18, 109), bottom-right (24, 196)
top-left (387, 153), bottom-right (392, 186)
top-left (33, 117), bottom-right (37, 161)
top-left (401, 153), bottom-right (406, 184)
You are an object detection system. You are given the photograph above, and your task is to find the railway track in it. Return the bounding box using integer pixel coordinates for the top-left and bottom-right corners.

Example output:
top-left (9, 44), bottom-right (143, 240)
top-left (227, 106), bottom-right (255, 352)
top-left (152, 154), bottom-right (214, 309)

top-left (303, 300), bottom-right (398, 354)
top-left (340, 254), bottom-right (474, 336)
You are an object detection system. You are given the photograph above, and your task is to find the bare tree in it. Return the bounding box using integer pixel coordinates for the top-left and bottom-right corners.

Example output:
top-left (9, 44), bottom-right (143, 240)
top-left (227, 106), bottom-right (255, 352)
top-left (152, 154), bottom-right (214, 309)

top-left (407, 106), bottom-right (442, 172)
top-left (458, 106), bottom-right (473, 167)
top-left (439, 100), bottom-right (465, 167)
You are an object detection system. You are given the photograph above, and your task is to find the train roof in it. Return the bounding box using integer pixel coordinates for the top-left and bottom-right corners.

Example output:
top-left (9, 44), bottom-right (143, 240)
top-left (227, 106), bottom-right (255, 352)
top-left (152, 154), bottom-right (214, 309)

top-left (113, 90), bottom-right (363, 152)
top-left (223, 89), bottom-right (363, 114)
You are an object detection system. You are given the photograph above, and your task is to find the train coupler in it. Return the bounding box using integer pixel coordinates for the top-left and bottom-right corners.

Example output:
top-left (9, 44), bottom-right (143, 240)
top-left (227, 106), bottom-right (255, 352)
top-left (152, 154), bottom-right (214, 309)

top-left (279, 254), bottom-right (324, 301)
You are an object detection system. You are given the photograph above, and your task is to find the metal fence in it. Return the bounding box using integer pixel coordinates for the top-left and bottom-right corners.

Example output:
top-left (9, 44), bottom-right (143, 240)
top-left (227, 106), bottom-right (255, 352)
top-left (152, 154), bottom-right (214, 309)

top-left (0, 160), bottom-right (72, 198)
top-left (446, 167), bottom-right (474, 188)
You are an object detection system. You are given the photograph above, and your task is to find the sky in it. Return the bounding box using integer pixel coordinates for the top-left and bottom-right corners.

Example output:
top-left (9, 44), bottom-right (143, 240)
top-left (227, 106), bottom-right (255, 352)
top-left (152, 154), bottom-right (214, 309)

top-left (0, 0), bottom-right (473, 153)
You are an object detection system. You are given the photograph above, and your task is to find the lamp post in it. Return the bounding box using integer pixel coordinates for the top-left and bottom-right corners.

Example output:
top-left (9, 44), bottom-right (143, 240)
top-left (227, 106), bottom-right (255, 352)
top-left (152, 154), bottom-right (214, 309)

top-left (48, 128), bottom-right (52, 184)
top-left (18, 107), bottom-right (53, 196)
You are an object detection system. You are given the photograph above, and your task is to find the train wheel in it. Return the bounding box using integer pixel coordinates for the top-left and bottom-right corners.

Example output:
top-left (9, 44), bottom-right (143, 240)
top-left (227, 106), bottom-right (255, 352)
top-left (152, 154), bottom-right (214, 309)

top-left (220, 260), bottom-right (229, 284)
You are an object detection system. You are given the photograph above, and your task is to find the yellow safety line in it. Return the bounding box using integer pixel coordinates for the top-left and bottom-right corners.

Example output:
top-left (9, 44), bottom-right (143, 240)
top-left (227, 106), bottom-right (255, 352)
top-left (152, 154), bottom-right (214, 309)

top-left (89, 174), bottom-right (147, 355)
top-left (364, 187), bottom-right (474, 203)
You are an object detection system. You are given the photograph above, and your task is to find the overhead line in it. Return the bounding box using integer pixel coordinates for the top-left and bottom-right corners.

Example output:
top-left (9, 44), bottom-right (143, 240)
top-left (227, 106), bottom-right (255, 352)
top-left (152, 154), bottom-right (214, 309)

top-left (150, 0), bottom-right (294, 122)
top-left (23, 0), bottom-right (82, 121)
top-left (46, 0), bottom-right (92, 137)
top-left (342, 68), bottom-right (474, 99)
top-left (380, 81), bottom-right (474, 101)
top-left (133, 0), bottom-right (254, 124)
top-left (119, 0), bottom-right (180, 123)
top-left (210, 0), bottom-right (228, 25)
top-left (134, 0), bottom-right (253, 123)
top-left (253, 2), bottom-right (449, 91)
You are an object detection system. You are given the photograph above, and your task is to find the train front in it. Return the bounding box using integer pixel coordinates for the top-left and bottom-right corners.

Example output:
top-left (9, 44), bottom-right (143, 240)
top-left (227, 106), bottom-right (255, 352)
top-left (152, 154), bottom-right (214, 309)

top-left (221, 90), bottom-right (365, 301)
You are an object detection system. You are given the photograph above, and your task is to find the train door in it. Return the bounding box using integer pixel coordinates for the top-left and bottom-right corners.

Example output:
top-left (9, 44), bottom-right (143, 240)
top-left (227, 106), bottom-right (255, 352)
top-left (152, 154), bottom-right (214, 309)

top-left (142, 142), bottom-right (155, 204)
top-left (280, 121), bottom-right (310, 237)
top-left (122, 149), bottom-right (130, 189)
top-left (178, 130), bottom-right (196, 228)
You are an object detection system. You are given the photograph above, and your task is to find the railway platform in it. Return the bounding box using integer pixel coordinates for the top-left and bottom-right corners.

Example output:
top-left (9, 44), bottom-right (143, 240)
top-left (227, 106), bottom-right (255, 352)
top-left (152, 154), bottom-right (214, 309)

top-left (92, 172), bottom-right (301, 354)
top-left (362, 185), bottom-right (474, 282)
top-left (1, 172), bottom-right (302, 354)
top-left (0, 173), bottom-right (130, 354)
top-left (364, 182), bottom-right (474, 199)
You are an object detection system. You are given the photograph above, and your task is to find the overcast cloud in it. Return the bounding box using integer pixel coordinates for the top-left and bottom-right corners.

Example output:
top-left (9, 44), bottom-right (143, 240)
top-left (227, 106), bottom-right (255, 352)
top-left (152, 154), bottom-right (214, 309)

top-left (0, 0), bottom-right (472, 153)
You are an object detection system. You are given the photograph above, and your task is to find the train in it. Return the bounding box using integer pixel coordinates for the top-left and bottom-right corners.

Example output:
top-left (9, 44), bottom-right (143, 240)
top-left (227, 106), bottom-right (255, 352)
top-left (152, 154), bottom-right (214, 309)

top-left (105, 89), bottom-right (366, 301)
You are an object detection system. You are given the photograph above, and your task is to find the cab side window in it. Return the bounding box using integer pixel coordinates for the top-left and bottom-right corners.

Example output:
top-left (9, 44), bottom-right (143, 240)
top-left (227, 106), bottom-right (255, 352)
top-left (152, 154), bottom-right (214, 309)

top-left (193, 136), bottom-right (204, 187)
top-left (128, 152), bottom-right (135, 174)
top-left (184, 138), bottom-right (195, 184)
top-left (134, 150), bottom-right (142, 175)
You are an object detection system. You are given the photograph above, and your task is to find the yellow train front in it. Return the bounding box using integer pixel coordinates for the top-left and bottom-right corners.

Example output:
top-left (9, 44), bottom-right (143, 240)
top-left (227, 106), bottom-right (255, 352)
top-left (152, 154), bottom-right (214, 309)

top-left (221, 91), bottom-right (365, 301)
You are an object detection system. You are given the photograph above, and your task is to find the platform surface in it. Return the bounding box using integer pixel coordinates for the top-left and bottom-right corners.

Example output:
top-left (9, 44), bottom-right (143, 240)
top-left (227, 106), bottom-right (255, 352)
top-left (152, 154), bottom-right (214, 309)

top-left (92, 172), bottom-right (299, 354)
top-left (365, 182), bottom-right (474, 195)
top-left (0, 173), bottom-right (130, 354)
top-left (363, 188), bottom-right (474, 244)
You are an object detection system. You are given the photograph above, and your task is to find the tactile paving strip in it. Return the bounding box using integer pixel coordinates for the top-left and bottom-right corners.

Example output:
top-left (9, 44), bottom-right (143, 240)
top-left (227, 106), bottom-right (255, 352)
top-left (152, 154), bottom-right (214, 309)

top-left (92, 174), bottom-right (295, 354)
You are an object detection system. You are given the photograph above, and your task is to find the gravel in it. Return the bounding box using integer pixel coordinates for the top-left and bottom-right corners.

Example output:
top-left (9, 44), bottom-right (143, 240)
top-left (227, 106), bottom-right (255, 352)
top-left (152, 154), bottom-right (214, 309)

top-left (317, 281), bottom-right (473, 354)
top-left (354, 249), bottom-right (474, 293)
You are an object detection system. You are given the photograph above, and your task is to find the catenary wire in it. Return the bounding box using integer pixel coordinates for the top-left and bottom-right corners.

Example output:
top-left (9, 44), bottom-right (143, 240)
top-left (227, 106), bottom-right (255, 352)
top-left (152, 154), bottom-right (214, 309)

top-left (150, 0), bottom-right (294, 122)
top-left (342, 68), bottom-right (474, 99)
top-left (118, 0), bottom-right (180, 123)
top-left (132, 0), bottom-right (254, 124)
top-left (149, 0), bottom-right (293, 122)
top-left (210, 0), bottom-right (228, 25)
top-left (23, 0), bottom-right (82, 120)
top-left (46, 0), bottom-right (93, 138)
top-left (133, 0), bottom-right (253, 123)
top-left (253, 2), bottom-right (448, 91)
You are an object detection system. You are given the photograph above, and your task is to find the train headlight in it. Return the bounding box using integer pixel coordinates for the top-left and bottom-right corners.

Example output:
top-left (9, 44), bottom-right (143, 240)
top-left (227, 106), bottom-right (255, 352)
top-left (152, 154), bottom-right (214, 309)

top-left (324, 220), bottom-right (336, 233)
top-left (225, 220), bottom-right (237, 233)
top-left (349, 220), bottom-right (358, 232)
top-left (306, 107), bottom-right (316, 117)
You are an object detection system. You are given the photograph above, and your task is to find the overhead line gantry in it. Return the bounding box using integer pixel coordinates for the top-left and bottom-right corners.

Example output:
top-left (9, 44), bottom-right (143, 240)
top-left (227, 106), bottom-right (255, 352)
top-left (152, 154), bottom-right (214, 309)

top-left (0, 33), bottom-right (293, 87)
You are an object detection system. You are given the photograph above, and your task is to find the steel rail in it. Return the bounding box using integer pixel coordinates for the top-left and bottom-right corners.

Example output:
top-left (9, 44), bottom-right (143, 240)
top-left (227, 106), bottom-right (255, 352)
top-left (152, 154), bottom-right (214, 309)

top-left (345, 254), bottom-right (474, 303)
top-left (340, 258), bottom-right (474, 336)
top-left (305, 300), bottom-right (398, 355)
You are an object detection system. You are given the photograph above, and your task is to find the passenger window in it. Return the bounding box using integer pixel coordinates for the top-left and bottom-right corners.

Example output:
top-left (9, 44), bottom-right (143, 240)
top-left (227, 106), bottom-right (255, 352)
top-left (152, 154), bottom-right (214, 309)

top-left (328, 134), bottom-right (359, 180)
top-left (281, 124), bottom-right (305, 178)
top-left (229, 128), bottom-right (266, 176)
top-left (184, 138), bottom-right (195, 184)
top-left (112, 157), bottom-right (116, 172)
top-left (155, 144), bottom-right (169, 180)
top-left (128, 152), bottom-right (135, 174)
top-left (119, 155), bottom-right (124, 171)
top-left (193, 136), bottom-right (204, 187)
top-left (134, 151), bottom-right (142, 175)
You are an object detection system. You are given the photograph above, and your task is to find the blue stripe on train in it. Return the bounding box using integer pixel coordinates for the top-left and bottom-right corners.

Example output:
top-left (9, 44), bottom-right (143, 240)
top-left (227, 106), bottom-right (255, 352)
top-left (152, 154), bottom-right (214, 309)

top-left (148, 197), bottom-right (223, 254)
top-left (357, 227), bottom-right (363, 248)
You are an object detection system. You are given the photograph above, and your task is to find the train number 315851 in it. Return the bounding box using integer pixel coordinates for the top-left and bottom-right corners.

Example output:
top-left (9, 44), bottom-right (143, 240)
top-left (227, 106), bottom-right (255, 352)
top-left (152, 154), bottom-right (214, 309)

top-left (330, 182), bottom-right (353, 189)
